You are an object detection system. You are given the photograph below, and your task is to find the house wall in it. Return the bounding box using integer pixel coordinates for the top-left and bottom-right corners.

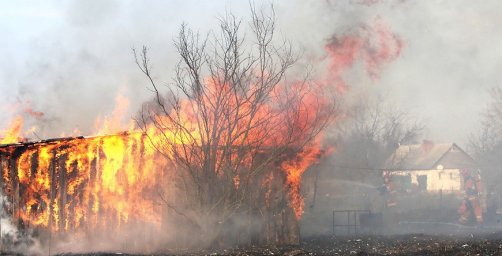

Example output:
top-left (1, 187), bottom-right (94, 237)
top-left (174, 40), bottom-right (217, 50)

top-left (388, 168), bottom-right (462, 194)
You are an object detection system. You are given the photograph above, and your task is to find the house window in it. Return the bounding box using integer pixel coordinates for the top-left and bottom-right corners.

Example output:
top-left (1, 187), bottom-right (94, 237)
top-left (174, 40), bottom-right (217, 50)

top-left (438, 173), bottom-right (442, 179)
top-left (450, 173), bottom-right (453, 179)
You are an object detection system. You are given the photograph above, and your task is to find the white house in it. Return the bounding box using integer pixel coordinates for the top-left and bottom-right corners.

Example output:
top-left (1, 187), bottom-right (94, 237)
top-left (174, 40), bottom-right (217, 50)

top-left (383, 141), bottom-right (478, 195)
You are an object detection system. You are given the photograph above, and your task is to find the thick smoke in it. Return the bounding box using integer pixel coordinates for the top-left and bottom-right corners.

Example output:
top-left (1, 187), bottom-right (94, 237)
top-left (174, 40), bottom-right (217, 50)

top-left (1, 0), bottom-right (502, 252)
top-left (1, 0), bottom-right (500, 145)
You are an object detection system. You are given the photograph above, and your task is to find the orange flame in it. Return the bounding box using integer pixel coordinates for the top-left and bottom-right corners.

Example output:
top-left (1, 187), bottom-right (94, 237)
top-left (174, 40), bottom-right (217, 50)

top-left (0, 82), bottom-right (331, 232)
top-left (0, 95), bottom-right (170, 233)
top-left (1, 133), bottom-right (168, 232)
top-left (281, 146), bottom-right (324, 220)
top-left (0, 115), bottom-right (24, 144)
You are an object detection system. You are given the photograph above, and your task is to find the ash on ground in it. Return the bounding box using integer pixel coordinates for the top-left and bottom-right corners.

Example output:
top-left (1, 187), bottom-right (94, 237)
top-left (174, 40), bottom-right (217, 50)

top-left (53, 232), bottom-right (502, 256)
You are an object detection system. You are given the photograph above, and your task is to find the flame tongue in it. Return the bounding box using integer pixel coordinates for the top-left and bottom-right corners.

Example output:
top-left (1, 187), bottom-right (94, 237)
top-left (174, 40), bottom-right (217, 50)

top-left (0, 116), bottom-right (23, 144)
top-left (281, 146), bottom-right (324, 220)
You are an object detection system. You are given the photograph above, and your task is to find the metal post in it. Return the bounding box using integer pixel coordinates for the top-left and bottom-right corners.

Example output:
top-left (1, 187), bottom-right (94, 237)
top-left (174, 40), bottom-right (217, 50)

top-left (354, 211), bottom-right (357, 234)
top-left (366, 210), bottom-right (370, 233)
top-left (347, 211), bottom-right (350, 234)
top-left (332, 210), bottom-right (335, 235)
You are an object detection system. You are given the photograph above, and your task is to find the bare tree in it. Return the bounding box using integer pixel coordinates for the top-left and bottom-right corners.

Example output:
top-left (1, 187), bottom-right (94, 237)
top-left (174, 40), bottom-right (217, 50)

top-left (469, 87), bottom-right (502, 196)
top-left (310, 97), bottom-right (423, 198)
top-left (334, 97), bottom-right (424, 173)
top-left (300, 95), bottom-right (423, 234)
top-left (134, 5), bottom-right (335, 247)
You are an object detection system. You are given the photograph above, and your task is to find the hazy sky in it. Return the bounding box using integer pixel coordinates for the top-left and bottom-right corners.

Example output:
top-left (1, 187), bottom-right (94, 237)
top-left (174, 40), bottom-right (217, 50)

top-left (0, 0), bottom-right (500, 147)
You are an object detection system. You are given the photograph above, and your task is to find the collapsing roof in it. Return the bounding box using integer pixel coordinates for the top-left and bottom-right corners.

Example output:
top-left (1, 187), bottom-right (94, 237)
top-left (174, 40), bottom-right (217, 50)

top-left (383, 141), bottom-right (477, 171)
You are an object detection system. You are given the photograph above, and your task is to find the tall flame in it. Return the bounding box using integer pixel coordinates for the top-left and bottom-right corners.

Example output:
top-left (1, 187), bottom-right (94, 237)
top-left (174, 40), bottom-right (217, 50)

top-left (281, 147), bottom-right (324, 219)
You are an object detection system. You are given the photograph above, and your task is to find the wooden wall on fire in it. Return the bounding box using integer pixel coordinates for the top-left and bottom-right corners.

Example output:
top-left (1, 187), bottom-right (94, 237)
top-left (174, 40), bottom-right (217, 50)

top-left (0, 134), bottom-right (166, 236)
top-left (0, 134), bottom-right (300, 246)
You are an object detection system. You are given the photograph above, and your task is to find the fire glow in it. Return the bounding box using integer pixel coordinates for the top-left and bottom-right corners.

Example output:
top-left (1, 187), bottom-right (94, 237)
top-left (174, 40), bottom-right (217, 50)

top-left (0, 14), bottom-right (403, 243)
top-left (1, 131), bottom-right (167, 233)
top-left (0, 90), bottom-right (325, 237)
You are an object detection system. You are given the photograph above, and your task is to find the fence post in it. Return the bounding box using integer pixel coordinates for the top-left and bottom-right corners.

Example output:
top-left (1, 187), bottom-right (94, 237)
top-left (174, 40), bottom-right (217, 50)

top-left (332, 210), bottom-right (335, 235)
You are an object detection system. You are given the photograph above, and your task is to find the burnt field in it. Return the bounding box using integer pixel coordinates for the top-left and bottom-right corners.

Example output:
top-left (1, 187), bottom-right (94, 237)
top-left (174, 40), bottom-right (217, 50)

top-left (46, 232), bottom-right (502, 256)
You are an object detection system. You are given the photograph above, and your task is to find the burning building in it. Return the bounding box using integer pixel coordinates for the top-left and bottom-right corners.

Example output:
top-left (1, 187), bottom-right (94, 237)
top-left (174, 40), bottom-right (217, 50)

top-left (0, 5), bottom-right (339, 252)
top-left (0, 130), bottom-right (312, 252)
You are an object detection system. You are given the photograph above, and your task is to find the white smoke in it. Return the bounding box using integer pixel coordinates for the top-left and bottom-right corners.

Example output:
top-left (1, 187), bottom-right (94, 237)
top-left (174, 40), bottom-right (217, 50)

top-left (0, 194), bottom-right (42, 255)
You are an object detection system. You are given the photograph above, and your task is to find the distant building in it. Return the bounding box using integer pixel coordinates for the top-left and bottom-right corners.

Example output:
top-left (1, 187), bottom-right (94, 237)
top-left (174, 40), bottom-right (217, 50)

top-left (381, 140), bottom-right (487, 224)
top-left (383, 140), bottom-right (478, 195)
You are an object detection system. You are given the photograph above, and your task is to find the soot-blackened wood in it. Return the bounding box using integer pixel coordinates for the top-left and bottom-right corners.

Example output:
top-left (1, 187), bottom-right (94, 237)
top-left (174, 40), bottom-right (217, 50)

top-left (88, 152), bottom-right (97, 234)
top-left (6, 156), bottom-right (15, 227)
top-left (96, 145), bottom-right (104, 231)
top-left (59, 155), bottom-right (67, 232)
top-left (49, 149), bottom-right (56, 236)
top-left (67, 161), bottom-right (76, 232)
top-left (25, 150), bottom-right (38, 231)
top-left (11, 152), bottom-right (20, 231)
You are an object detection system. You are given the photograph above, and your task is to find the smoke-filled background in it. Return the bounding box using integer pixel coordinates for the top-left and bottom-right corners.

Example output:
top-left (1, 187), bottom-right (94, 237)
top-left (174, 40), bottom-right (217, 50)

top-left (2, 1), bottom-right (502, 254)
top-left (1, 0), bottom-right (500, 146)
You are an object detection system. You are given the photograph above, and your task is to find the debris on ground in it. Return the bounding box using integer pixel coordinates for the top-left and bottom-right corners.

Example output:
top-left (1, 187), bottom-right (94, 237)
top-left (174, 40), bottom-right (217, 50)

top-left (54, 232), bottom-right (502, 256)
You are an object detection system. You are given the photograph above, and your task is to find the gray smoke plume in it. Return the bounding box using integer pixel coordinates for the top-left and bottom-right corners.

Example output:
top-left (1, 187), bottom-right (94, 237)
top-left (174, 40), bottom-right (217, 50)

top-left (1, 0), bottom-right (502, 251)
top-left (1, 0), bottom-right (500, 146)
